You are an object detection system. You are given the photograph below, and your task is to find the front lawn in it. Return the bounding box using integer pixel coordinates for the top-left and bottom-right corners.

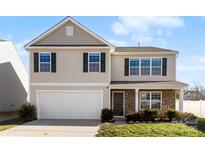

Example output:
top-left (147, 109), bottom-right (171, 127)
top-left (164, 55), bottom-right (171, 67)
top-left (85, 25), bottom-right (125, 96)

top-left (0, 118), bottom-right (24, 132)
top-left (97, 122), bottom-right (205, 137)
top-left (197, 118), bottom-right (205, 133)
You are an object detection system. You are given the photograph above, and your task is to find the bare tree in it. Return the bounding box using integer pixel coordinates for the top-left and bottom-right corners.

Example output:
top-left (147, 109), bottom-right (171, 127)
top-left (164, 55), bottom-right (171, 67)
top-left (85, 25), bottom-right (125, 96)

top-left (192, 82), bottom-right (205, 100)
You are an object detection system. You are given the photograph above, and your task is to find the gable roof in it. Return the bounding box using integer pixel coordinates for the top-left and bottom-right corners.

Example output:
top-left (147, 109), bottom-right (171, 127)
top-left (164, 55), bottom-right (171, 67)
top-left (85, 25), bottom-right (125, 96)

top-left (114, 47), bottom-right (179, 53)
top-left (25, 16), bottom-right (113, 49)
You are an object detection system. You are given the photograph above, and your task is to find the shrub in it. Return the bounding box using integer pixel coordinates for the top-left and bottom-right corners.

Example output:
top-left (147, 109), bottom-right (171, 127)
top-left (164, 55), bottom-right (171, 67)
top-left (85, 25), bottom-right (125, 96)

top-left (101, 108), bottom-right (114, 122)
top-left (138, 111), bottom-right (146, 122)
top-left (126, 112), bottom-right (141, 123)
top-left (144, 109), bottom-right (159, 122)
top-left (157, 106), bottom-right (170, 121)
top-left (177, 112), bottom-right (198, 124)
top-left (167, 109), bottom-right (179, 121)
top-left (18, 103), bottom-right (37, 122)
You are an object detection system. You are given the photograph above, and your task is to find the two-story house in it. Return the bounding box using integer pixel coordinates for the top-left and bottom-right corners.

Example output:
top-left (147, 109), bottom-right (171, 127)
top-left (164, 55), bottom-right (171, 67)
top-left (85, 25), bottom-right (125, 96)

top-left (25, 17), bottom-right (187, 119)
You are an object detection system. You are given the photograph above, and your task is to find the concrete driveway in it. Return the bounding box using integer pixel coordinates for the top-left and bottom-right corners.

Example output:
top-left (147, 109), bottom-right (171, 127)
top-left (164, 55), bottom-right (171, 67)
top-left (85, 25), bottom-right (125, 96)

top-left (0, 119), bottom-right (100, 137)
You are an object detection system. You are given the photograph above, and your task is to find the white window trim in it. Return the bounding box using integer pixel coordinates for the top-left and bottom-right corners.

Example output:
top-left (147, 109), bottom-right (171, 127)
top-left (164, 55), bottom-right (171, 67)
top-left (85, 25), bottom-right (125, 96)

top-left (151, 57), bottom-right (162, 76)
top-left (128, 57), bottom-right (163, 77)
top-left (39, 52), bottom-right (51, 73)
top-left (129, 58), bottom-right (140, 76)
top-left (88, 52), bottom-right (101, 73)
top-left (141, 58), bottom-right (151, 76)
top-left (139, 91), bottom-right (162, 110)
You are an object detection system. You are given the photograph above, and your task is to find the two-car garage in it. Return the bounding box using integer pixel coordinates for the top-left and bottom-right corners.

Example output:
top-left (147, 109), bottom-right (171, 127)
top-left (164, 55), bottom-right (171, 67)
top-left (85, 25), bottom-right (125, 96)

top-left (37, 90), bottom-right (103, 119)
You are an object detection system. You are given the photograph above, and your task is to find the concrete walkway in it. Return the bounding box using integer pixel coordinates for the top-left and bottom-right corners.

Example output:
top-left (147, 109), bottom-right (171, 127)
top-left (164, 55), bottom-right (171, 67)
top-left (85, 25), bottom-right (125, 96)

top-left (0, 119), bottom-right (100, 137)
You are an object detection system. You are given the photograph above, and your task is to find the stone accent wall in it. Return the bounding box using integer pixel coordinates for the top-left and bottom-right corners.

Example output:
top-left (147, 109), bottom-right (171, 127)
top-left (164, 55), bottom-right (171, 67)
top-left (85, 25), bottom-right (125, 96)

top-left (125, 90), bottom-right (135, 114)
top-left (111, 89), bottom-right (135, 115)
top-left (111, 89), bottom-right (176, 116)
top-left (162, 90), bottom-right (176, 109)
top-left (140, 89), bottom-right (176, 110)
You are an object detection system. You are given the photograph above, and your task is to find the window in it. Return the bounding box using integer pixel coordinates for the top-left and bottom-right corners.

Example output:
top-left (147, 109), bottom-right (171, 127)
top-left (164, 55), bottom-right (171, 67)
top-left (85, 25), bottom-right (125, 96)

top-left (66, 26), bottom-right (73, 36)
top-left (141, 59), bottom-right (150, 75)
top-left (39, 53), bottom-right (51, 72)
top-left (88, 53), bottom-right (100, 72)
top-left (127, 58), bottom-right (163, 76)
top-left (140, 91), bottom-right (161, 109)
top-left (129, 59), bottom-right (139, 76)
top-left (152, 58), bottom-right (162, 75)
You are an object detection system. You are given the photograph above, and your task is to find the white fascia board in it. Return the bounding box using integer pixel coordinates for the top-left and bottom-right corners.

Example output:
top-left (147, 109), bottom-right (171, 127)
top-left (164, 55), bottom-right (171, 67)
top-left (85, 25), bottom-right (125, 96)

top-left (30, 82), bottom-right (109, 86)
top-left (110, 84), bottom-right (186, 89)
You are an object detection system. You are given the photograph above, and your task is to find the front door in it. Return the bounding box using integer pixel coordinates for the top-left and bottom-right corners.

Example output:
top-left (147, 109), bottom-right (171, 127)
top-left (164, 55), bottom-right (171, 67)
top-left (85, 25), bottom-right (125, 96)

top-left (112, 92), bottom-right (124, 116)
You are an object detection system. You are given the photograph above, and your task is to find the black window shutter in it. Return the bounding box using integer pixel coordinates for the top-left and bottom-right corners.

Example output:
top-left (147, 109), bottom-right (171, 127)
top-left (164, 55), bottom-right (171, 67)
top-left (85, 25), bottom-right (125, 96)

top-left (162, 58), bottom-right (167, 76)
top-left (83, 53), bottom-right (88, 72)
top-left (101, 52), bottom-right (106, 72)
top-left (34, 53), bottom-right (39, 72)
top-left (51, 53), bottom-right (56, 72)
top-left (124, 58), bottom-right (129, 76)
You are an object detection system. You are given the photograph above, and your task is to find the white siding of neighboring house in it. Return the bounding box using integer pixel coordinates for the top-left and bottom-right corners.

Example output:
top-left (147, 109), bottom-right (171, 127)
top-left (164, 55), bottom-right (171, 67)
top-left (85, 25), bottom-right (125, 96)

top-left (0, 41), bottom-right (28, 112)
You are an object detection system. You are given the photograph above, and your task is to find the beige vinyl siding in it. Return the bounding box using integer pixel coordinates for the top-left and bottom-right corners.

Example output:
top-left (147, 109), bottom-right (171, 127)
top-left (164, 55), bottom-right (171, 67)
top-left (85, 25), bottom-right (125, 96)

top-left (34, 21), bottom-right (106, 46)
top-left (29, 48), bottom-right (110, 83)
top-left (111, 54), bottom-right (176, 81)
top-left (30, 85), bottom-right (109, 109)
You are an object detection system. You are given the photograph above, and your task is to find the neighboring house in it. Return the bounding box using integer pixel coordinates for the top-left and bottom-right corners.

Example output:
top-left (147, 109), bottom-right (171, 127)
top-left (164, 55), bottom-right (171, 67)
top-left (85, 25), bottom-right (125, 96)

top-left (0, 40), bottom-right (28, 112)
top-left (184, 90), bottom-right (205, 100)
top-left (25, 17), bottom-right (187, 119)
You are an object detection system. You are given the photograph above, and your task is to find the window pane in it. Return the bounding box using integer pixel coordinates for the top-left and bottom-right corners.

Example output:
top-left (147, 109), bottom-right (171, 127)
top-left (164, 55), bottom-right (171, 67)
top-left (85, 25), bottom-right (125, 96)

top-left (151, 92), bottom-right (161, 109)
top-left (130, 59), bottom-right (139, 67)
top-left (40, 53), bottom-right (50, 62)
top-left (152, 68), bottom-right (161, 75)
top-left (141, 101), bottom-right (150, 109)
top-left (89, 63), bottom-right (99, 72)
top-left (151, 93), bottom-right (161, 100)
top-left (151, 101), bottom-right (160, 109)
top-left (152, 58), bottom-right (161, 67)
top-left (40, 63), bottom-right (50, 72)
top-left (141, 59), bottom-right (150, 67)
top-left (130, 68), bottom-right (139, 75)
top-left (89, 53), bottom-right (100, 62)
top-left (141, 92), bottom-right (150, 100)
top-left (141, 68), bottom-right (150, 75)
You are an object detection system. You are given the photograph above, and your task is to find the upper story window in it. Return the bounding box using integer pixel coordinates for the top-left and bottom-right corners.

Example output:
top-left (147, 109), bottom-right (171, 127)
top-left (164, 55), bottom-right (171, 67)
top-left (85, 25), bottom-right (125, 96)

top-left (88, 53), bottom-right (100, 72)
top-left (129, 59), bottom-right (139, 76)
top-left (66, 26), bottom-right (73, 36)
top-left (141, 59), bottom-right (150, 76)
top-left (128, 58), bottom-right (163, 76)
top-left (39, 53), bottom-right (51, 72)
top-left (140, 91), bottom-right (161, 110)
top-left (152, 58), bottom-right (162, 76)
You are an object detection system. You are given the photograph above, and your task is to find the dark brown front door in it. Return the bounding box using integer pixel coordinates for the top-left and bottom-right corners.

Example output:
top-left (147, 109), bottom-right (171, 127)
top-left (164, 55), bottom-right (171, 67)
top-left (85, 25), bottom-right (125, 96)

top-left (113, 92), bottom-right (124, 116)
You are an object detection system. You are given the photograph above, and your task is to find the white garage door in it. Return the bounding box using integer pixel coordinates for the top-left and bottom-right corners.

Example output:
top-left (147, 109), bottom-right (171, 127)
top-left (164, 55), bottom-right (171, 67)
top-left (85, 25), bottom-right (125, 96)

top-left (37, 90), bottom-right (103, 119)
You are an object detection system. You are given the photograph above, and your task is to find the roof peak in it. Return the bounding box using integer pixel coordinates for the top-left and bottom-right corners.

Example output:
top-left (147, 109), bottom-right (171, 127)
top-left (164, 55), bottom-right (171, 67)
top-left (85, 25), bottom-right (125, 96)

top-left (25, 16), bottom-right (113, 48)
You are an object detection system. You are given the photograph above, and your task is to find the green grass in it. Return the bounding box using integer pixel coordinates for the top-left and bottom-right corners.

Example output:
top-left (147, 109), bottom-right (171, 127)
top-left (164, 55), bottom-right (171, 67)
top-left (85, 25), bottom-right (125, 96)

top-left (197, 118), bottom-right (205, 133)
top-left (0, 118), bottom-right (24, 132)
top-left (97, 120), bottom-right (205, 137)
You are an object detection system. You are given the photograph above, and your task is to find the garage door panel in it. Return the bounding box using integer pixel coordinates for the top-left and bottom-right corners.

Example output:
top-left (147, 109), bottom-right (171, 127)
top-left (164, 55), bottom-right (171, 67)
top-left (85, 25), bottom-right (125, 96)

top-left (37, 90), bottom-right (103, 119)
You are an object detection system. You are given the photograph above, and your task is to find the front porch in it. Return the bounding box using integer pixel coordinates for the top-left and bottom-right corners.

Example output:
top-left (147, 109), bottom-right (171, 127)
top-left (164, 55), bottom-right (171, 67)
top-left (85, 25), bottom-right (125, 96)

top-left (109, 81), bottom-right (187, 117)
